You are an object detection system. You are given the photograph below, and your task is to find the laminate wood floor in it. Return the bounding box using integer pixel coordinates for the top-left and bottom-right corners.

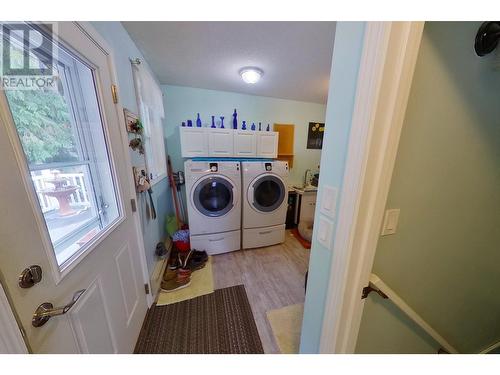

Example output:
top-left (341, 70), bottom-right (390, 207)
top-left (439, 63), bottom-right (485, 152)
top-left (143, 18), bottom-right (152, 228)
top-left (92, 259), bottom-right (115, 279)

top-left (212, 230), bottom-right (310, 354)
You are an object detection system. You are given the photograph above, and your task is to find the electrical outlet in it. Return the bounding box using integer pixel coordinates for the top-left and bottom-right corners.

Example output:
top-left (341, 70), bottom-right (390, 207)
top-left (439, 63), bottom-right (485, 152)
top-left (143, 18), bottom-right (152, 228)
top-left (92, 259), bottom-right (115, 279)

top-left (317, 215), bottom-right (334, 248)
top-left (381, 209), bottom-right (400, 236)
top-left (321, 185), bottom-right (338, 219)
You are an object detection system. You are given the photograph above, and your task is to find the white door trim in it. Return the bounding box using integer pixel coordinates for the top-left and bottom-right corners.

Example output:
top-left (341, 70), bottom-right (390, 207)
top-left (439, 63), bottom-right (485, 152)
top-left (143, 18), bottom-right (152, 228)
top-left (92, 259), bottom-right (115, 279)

top-left (73, 22), bottom-right (153, 307)
top-left (0, 281), bottom-right (28, 354)
top-left (319, 21), bottom-right (424, 353)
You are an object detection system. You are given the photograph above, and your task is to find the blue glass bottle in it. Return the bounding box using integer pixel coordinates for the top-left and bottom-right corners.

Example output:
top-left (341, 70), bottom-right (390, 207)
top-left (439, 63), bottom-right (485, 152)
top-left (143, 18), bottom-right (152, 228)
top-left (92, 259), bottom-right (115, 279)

top-left (251, 122), bottom-right (256, 130)
top-left (196, 113), bottom-right (202, 127)
top-left (211, 116), bottom-right (216, 128)
top-left (266, 123), bottom-right (270, 131)
top-left (242, 120), bottom-right (247, 130)
top-left (220, 116), bottom-right (225, 129)
top-left (181, 121), bottom-right (186, 127)
top-left (232, 109), bottom-right (238, 129)
top-left (258, 122), bottom-right (262, 131)
top-left (187, 119), bottom-right (193, 127)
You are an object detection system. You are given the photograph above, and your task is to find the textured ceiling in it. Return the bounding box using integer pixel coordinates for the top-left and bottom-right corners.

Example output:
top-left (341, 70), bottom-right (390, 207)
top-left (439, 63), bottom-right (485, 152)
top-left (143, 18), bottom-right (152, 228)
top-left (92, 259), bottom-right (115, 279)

top-left (122, 22), bottom-right (336, 104)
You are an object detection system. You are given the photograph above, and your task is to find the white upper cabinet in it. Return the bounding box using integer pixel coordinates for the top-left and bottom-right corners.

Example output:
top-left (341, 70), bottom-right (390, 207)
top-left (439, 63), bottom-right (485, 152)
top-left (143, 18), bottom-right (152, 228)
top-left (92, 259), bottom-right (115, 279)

top-left (208, 128), bottom-right (234, 157)
top-left (180, 127), bottom-right (208, 157)
top-left (257, 131), bottom-right (278, 158)
top-left (234, 130), bottom-right (257, 157)
top-left (180, 127), bottom-right (279, 158)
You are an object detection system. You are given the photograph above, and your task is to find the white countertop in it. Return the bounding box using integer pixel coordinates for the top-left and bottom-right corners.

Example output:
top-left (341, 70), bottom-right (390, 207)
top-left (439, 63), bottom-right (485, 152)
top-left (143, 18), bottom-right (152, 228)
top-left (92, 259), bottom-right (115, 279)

top-left (289, 185), bottom-right (318, 195)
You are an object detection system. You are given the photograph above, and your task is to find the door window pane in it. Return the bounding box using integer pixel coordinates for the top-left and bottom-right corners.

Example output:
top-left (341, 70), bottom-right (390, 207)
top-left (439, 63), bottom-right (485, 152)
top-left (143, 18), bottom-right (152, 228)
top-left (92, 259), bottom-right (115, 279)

top-left (5, 29), bottom-right (121, 269)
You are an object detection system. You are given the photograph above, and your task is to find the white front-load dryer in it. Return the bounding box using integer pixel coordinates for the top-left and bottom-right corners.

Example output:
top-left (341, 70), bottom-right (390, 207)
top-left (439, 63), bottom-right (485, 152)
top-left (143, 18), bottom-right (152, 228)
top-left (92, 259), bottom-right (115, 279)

top-left (185, 160), bottom-right (241, 254)
top-left (242, 161), bottom-right (289, 249)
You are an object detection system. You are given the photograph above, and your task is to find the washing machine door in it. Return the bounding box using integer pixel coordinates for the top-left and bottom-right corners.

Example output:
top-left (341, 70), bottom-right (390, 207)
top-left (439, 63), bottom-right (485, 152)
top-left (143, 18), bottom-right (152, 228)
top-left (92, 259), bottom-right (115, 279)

top-left (248, 174), bottom-right (286, 213)
top-left (192, 176), bottom-right (235, 217)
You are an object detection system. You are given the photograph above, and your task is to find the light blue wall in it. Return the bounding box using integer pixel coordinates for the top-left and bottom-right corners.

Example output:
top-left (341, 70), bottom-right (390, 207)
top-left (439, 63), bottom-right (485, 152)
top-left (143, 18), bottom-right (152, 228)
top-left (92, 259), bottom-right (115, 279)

top-left (299, 22), bottom-right (366, 353)
top-left (91, 22), bottom-right (172, 276)
top-left (162, 85), bottom-right (326, 188)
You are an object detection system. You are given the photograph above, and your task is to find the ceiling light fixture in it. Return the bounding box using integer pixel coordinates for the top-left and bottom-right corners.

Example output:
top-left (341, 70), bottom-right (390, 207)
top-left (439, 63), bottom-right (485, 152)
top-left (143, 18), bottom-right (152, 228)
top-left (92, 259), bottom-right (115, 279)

top-left (239, 67), bottom-right (263, 84)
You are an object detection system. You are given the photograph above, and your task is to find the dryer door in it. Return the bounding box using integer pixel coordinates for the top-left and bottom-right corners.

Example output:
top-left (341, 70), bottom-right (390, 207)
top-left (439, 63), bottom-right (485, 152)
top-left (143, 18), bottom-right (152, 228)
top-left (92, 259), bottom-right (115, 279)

top-left (248, 174), bottom-right (286, 213)
top-left (193, 176), bottom-right (235, 217)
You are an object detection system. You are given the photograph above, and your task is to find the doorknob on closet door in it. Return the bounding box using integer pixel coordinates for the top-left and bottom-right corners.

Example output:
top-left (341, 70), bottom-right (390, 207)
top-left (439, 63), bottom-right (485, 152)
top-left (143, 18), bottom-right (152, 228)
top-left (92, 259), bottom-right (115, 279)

top-left (32, 289), bottom-right (86, 327)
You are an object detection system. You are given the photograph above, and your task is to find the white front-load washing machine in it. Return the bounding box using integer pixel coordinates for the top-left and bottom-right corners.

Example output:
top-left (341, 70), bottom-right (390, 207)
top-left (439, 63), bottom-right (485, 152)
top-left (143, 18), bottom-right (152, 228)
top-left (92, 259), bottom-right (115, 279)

top-left (241, 160), bottom-right (289, 249)
top-left (185, 160), bottom-right (241, 254)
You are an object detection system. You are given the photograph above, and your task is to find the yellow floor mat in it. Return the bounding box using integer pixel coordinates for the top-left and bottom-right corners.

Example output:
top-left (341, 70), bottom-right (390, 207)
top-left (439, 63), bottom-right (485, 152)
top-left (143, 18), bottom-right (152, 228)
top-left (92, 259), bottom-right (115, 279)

top-left (156, 256), bottom-right (214, 306)
top-left (266, 303), bottom-right (304, 354)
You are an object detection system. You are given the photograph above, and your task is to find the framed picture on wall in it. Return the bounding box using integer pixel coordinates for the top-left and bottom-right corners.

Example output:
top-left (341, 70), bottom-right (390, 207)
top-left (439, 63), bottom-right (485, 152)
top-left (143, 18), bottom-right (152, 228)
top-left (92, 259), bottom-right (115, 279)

top-left (307, 122), bottom-right (325, 149)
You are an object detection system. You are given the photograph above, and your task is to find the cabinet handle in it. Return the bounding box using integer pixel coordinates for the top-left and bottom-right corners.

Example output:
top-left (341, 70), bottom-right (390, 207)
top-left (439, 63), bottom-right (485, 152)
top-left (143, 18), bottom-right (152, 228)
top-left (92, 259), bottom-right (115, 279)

top-left (209, 237), bottom-right (224, 242)
top-left (259, 230), bottom-right (272, 235)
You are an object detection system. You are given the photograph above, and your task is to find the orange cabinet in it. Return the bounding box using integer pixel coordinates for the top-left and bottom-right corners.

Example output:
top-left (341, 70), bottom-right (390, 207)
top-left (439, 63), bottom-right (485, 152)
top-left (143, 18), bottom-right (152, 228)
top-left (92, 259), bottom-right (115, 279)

top-left (274, 123), bottom-right (295, 167)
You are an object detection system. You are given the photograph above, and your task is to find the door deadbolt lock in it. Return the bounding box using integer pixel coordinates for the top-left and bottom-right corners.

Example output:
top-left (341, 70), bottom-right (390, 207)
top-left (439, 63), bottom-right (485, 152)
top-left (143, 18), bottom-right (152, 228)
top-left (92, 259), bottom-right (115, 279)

top-left (19, 265), bottom-right (42, 288)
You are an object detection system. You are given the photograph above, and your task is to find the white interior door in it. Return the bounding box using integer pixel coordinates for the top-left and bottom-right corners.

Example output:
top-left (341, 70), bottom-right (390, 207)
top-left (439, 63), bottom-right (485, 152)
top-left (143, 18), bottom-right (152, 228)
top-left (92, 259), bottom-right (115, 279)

top-left (0, 22), bottom-right (148, 353)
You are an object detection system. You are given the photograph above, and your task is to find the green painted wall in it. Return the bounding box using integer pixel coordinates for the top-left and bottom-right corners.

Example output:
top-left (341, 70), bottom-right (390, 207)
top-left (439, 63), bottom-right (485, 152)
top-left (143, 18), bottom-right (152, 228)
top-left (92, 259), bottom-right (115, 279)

top-left (356, 22), bottom-right (500, 354)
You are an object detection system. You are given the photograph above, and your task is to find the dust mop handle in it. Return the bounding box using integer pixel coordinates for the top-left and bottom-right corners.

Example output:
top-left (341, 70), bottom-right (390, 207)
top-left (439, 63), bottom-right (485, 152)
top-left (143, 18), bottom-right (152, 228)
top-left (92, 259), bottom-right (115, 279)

top-left (167, 155), bottom-right (181, 229)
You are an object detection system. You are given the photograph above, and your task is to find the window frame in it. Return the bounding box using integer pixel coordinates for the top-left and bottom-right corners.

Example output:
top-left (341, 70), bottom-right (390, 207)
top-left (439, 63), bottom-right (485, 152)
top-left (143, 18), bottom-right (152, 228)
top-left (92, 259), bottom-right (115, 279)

top-left (131, 63), bottom-right (167, 186)
top-left (0, 23), bottom-right (126, 282)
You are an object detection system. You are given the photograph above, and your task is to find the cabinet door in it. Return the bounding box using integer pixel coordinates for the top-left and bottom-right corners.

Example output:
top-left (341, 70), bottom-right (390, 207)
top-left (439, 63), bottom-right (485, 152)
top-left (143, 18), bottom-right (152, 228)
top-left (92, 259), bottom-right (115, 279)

top-left (208, 128), bottom-right (234, 157)
top-left (180, 127), bottom-right (208, 157)
top-left (300, 193), bottom-right (317, 222)
top-left (234, 131), bottom-right (257, 157)
top-left (257, 131), bottom-right (278, 158)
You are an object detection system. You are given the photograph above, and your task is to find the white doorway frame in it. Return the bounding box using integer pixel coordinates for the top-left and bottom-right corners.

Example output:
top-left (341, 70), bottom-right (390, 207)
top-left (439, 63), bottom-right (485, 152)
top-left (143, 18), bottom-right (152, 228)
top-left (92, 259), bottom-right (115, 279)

top-left (319, 21), bottom-right (425, 353)
top-left (0, 281), bottom-right (28, 353)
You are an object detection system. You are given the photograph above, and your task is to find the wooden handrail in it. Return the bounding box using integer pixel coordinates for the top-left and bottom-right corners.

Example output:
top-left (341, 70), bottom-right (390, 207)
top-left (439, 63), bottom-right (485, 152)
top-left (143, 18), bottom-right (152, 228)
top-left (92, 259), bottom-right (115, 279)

top-left (368, 274), bottom-right (459, 354)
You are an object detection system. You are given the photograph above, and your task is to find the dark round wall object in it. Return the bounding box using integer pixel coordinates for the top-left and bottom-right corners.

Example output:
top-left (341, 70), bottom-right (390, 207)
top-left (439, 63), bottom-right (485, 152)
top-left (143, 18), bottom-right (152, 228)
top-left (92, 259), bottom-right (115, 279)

top-left (475, 22), bottom-right (500, 57)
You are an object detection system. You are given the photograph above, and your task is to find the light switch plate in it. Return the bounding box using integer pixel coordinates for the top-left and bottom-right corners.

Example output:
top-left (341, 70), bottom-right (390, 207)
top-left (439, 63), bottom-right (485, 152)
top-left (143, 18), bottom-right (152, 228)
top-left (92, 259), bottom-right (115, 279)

top-left (317, 215), bottom-right (334, 249)
top-left (381, 208), bottom-right (400, 236)
top-left (321, 185), bottom-right (338, 219)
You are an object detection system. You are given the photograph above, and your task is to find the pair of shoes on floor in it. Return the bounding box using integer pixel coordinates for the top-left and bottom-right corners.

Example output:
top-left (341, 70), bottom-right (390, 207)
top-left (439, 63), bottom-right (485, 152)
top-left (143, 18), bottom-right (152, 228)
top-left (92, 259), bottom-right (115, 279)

top-left (161, 267), bottom-right (191, 293)
top-left (161, 249), bottom-right (208, 293)
top-left (188, 249), bottom-right (208, 271)
top-left (167, 249), bottom-right (208, 271)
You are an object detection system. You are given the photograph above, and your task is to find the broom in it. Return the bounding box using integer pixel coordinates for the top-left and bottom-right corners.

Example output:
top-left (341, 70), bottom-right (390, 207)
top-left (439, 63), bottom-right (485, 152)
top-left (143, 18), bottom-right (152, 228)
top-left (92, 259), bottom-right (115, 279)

top-left (167, 155), bottom-right (182, 230)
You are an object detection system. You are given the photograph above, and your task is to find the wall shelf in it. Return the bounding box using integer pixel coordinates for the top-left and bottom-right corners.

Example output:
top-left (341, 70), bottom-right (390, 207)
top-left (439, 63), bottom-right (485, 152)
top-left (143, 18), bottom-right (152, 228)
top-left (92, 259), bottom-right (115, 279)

top-left (274, 123), bottom-right (295, 167)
